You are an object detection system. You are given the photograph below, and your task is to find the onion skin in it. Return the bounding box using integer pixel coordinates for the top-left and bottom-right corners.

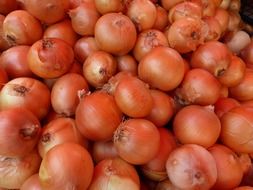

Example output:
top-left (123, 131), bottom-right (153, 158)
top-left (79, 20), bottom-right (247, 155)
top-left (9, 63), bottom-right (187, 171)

top-left (240, 41), bottom-right (253, 67)
top-left (39, 143), bottom-right (94, 190)
top-left (0, 66), bottom-right (8, 90)
top-left (166, 144), bottom-right (217, 190)
top-left (75, 91), bottom-right (123, 141)
top-left (20, 173), bottom-right (42, 190)
top-left (116, 54), bottom-right (138, 75)
top-left (0, 0), bottom-right (18, 15)
top-left (94, 0), bottom-right (124, 14)
top-left (214, 97), bottom-right (240, 118)
top-left (88, 157), bottom-right (140, 190)
top-left (220, 106), bottom-right (253, 153)
top-left (113, 119), bottom-right (160, 165)
top-left (92, 141), bottom-right (118, 163)
top-left (0, 77), bottom-right (51, 120)
top-left (0, 15), bottom-right (11, 51)
top-left (0, 149), bottom-right (42, 189)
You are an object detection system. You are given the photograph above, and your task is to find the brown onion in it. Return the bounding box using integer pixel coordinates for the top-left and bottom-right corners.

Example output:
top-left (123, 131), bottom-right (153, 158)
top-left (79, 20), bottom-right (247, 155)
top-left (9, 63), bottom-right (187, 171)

top-left (3, 10), bottom-right (43, 46)
top-left (0, 149), bottom-right (41, 189)
top-left (113, 119), bottom-right (160, 165)
top-left (227, 11), bottom-right (241, 32)
top-left (92, 141), bottom-right (118, 163)
top-left (39, 143), bottom-right (94, 190)
top-left (214, 8), bottom-right (229, 34)
top-left (240, 40), bottom-right (253, 67)
top-left (27, 38), bottom-right (74, 79)
top-left (153, 5), bottom-right (168, 31)
top-left (166, 144), bottom-right (217, 190)
top-left (202, 16), bottom-right (222, 41)
top-left (116, 54), bottom-right (138, 75)
top-left (0, 15), bottom-right (10, 51)
top-left (214, 97), bottom-right (240, 118)
top-left (88, 157), bottom-right (140, 190)
top-left (0, 77), bottom-right (51, 119)
top-left (0, 0), bottom-right (18, 15)
top-left (94, 0), bottom-right (124, 14)
top-left (20, 173), bottom-right (42, 190)
top-left (161, 0), bottom-right (184, 10)
top-left (51, 73), bottom-right (89, 116)
top-left (0, 66), bottom-right (8, 89)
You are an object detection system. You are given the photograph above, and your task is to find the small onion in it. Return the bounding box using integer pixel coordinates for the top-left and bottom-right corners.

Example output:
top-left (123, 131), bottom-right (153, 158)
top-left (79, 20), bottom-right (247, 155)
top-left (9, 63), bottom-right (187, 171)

top-left (88, 157), bottom-right (140, 190)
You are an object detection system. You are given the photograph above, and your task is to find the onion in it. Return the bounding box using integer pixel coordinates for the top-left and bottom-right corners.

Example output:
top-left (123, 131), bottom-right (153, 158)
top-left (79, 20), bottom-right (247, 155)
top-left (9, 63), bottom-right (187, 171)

top-left (219, 0), bottom-right (231, 9)
top-left (0, 0), bottom-right (18, 15)
top-left (27, 38), bottom-right (74, 79)
top-left (94, 0), bottom-right (124, 14)
top-left (237, 153), bottom-right (252, 175)
top-left (227, 11), bottom-right (241, 32)
top-left (75, 90), bottom-right (123, 141)
top-left (220, 106), bottom-right (253, 153)
top-left (141, 128), bottom-right (177, 181)
top-left (166, 144), bottom-right (217, 190)
top-left (234, 187), bottom-right (253, 190)
top-left (20, 173), bottom-right (42, 190)
top-left (88, 157), bottom-right (140, 190)
top-left (3, 10), bottom-right (43, 46)
top-left (39, 142), bottom-right (94, 190)
top-left (0, 149), bottom-right (41, 189)
top-left (214, 8), bottom-right (229, 34)
top-left (175, 68), bottom-right (221, 106)
top-left (208, 144), bottom-right (243, 190)
top-left (113, 119), bottom-right (160, 165)
top-left (161, 0), bottom-right (184, 10)
top-left (214, 97), bottom-right (240, 118)
top-left (240, 40), bottom-right (253, 67)
top-left (116, 54), bottom-right (138, 75)
top-left (0, 107), bottom-right (41, 157)
top-left (51, 73), bottom-right (89, 116)
top-left (38, 117), bottom-right (88, 158)
top-left (0, 77), bottom-right (51, 120)
top-left (68, 2), bottom-right (100, 36)
top-left (23, 0), bottom-right (69, 24)
top-left (138, 46), bottom-right (185, 91)
top-left (83, 50), bottom-right (117, 88)
top-left (43, 19), bottom-right (79, 47)
top-left (155, 178), bottom-right (182, 190)
top-left (133, 29), bottom-right (169, 62)
top-left (0, 15), bottom-right (11, 51)
top-left (126, 0), bottom-right (157, 31)
top-left (0, 67), bottom-right (8, 90)
top-left (0, 45), bottom-right (34, 78)
top-left (113, 75), bottom-right (153, 118)
top-left (229, 0), bottom-right (241, 12)
top-left (153, 5), bottom-right (168, 31)
top-left (94, 12), bottom-right (137, 56)
top-left (92, 141), bottom-right (118, 163)
top-left (202, 16), bottom-right (222, 41)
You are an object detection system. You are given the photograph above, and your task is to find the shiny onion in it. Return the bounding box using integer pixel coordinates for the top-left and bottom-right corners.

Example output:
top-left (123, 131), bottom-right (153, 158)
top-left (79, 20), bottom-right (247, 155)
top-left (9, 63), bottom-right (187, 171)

top-left (190, 41), bottom-right (232, 77)
top-left (69, 2), bottom-right (100, 36)
top-left (116, 54), bottom-right (138, 75)
top-left (113, 119), bottom-right (160, 165)
top-left (0, 45), bottom-right (34, 78)
top-left (214, 97), bottom-right (240, 118)
top-left (214, 8), bottom-right (229, 34)
top-left (0, 77), bottom-right (51, 119)
top-left (138, 46), bottom-right (185, 91)
top-left (0, 0), bottom-right (18, 15)
top-left (83, 50), bottom-right (117, 88)
top-left (208, 144), bottom-right (243, 190)
top-left (0, 149), bottom-right (41, 189)
top-left (113, 75), bottom-right (153, 118)
top-left (74, 36), bottom-right (99, 63)
top-left (0, 107), bottom-right (41, 157)
top-left (94, 0), bottom-right (124, 14)
top-left (218, 55), bottom-right (246, 87)
top-left (88, 157), bottom-right (140, 190)
top-left (126, 0), bottom-right (157, 31)
top-left (39, 143), bottom-right (94, 190)
top-left (75, 91), bottom-right (123, 141)
top-left (133, 29), bottom-right (169, 62)
top-left (161, 0), bottom-right (184, 10)
top-left (240, 40), bottom-right (253, 67)
top-left (153, 5), bottom-right (168, 31)
top-left (202, 16), bottom-right (222, 42)
top-left (51, 73), bottom-right (89, 116)
top-left (145, 89), bottom-right (175, 127)
top-left (43, 19), bottom-right (79, 47)
top-left (92, 141), bottom-right (118, 163)
top-left (20, 173), bottom-right (42, 190)
top-left (23, 0), bottom-right (69, 24)
top-left (220, 0), bottom-right (231, 9)
top-left (3, 10), bottom-right (43, 46)
top-left (94, 13), bottom-right (137, 56)
top-left (166, 144), bottom-right (217, 190)
top-left (168, 1), bottom-right (203, 23)
top-left (38, 118), bottom-right (87, 158)
top-left (229, 69), bottom-right (253, 101)
top-left (175, 68), bottom-right (221, 106)
top-left (173, 105), bottom-right (221, 148)
top-left (220, 106), bottom-right (253, 153)
top-left (167, 17), bottom-right (207, 53)
top-left (27, 38), bottom-right (74, 79)
top-left (141, 128), bottom-right (177, 181)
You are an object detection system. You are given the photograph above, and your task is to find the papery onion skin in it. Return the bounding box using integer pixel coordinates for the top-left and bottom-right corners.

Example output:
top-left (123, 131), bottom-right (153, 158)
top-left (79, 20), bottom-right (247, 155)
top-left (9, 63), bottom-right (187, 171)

top-left (113, 119), bottom-right (160, 165)
top-left (51, 73), bottom-right (89, 116)
top-left (220, 106), bottom-right (253, 153)
top-left (166, 144), bottom-right (217, 190)
top-left (75, 91), bottom-right (123, 141)
top-left (94, 12), bottom-right (137, 56)
top-left (39, 142), bottom-right (94, 190)
top-left (88, 157), bottom-right (140, 190)
top-left (208, 144), bottom-right (243, 190)
top-left (0, 149), bottom-right (41, 189)
top-left (0, 107), bottom-right (41, 157)
top-left (138, 46), bottom-right (185, 91)
top-left (20, 173), bottom-right (42, 190)
top-left (38, 117), bottom-right (87, 158)
top-left (27, 38), bottom-right (74, 79)
top-left (0, 77), bottom-right (51, 120)
top-left (3, 10), bottom-right (43, 46)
